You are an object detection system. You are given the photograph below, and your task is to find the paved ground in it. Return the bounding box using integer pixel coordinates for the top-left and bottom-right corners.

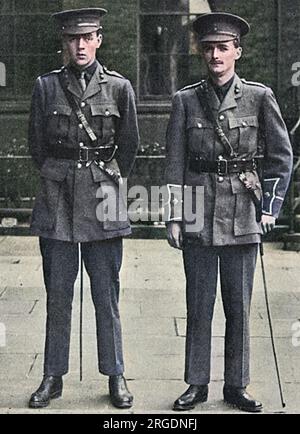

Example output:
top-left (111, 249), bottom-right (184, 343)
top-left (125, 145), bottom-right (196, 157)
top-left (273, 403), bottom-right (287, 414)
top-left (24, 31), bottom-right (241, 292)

top-left (0, 236), bottom-right (299, 414)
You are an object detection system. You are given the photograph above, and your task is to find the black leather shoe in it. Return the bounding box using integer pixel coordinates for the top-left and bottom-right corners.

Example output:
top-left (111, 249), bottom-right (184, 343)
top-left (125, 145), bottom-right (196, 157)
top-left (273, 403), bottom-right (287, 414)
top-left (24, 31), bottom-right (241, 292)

top-left (173, 385), bottom-right (208, 411)
top-left (29, 376), bottom-right (63, 409)
top-left (223, 385), bottom-right (263, 412)
top-left (109, 375), bottom-right (133, 409)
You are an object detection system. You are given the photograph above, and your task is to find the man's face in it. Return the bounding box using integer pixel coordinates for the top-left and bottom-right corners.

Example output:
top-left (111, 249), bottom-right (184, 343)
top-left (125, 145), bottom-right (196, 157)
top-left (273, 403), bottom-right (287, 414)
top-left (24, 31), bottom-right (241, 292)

top-left (64, 32), bottom-right (102, 67)
top-left (201, 40), bottom-right (242, 78)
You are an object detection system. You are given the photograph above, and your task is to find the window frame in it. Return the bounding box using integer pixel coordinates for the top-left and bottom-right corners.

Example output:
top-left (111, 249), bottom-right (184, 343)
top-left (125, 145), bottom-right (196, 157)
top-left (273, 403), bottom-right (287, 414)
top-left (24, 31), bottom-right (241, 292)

top-left (0, 0), bottom-right (62, 101)
top-left (137, 0), bottom-right (210, 103)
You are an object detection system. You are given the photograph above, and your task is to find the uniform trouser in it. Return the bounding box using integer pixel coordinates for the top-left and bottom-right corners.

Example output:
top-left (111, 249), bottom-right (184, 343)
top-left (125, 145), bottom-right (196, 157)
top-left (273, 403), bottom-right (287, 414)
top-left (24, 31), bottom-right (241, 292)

top-left (183, 243), bottom-right (258, 388)
top-left (39, 236), bottom-right (124, 377)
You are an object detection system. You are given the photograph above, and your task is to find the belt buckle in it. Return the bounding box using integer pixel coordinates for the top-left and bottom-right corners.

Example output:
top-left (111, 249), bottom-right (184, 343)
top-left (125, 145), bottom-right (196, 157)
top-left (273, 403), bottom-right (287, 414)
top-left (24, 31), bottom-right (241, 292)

top-left (217, 158), bottom-right (228, 176)
top-left (79, 146), bottom-right (89, 163)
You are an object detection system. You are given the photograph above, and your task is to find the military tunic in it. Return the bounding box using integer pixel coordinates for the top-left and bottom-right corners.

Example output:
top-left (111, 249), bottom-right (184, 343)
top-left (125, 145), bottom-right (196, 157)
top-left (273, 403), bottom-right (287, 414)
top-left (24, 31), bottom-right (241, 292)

top-left (29, 61), bottom-right (139, 242)
top-left (165, 74), bottom-right (293, 245)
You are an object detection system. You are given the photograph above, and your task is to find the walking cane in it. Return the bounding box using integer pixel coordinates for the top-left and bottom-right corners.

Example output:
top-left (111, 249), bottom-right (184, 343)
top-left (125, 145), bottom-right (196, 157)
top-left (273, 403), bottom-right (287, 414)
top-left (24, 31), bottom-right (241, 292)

top-left (259, 242), bottom-right (286, 408)
top-left (79, 244), bottom-right (84, 382)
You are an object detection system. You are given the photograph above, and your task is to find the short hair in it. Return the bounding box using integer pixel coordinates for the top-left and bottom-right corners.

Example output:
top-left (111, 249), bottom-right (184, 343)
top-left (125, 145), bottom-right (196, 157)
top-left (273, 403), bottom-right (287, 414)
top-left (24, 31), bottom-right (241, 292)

top-left (233, 38), bottom-right (240, 48)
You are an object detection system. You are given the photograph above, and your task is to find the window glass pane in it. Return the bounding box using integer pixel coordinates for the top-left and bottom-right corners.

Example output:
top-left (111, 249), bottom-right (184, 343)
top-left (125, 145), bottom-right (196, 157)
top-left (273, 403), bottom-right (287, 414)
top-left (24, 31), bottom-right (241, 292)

top-left (141, 16), bottom-right (190, 54)
top-left (164, 0), bottom-right (188, 12)
top-left (38, 0), bottom-right (63, 13)
top-left (0, 0), bottom-right (14, 13)
top-left (0, 57), bottom-right (14, 97)
top-left (15, 54), bottom-right (61, 95)
top-left (15, 16), bottom-right (58, 54)
top-left (140, 0), bottom-right (189, 13)
top-left (15, 55), bottom-right (42, 94)
top-left (15, 0), bottom-right (39, 13)
top-left (140, 13), bottom-right (190, 98)
top-left (140, 53), bottom-right (192, 97)
top-left (0, 17), bottom-right (14, 54)
top-left (0, 1), bottom-right (63, 98)
top-left (15, 16), bottom-right (41, 54)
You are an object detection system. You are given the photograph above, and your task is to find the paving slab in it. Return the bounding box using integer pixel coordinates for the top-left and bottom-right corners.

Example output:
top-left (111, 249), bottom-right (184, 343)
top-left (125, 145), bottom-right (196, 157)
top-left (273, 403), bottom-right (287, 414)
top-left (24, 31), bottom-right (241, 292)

top-left (0, 237), bottom-right (299, 414)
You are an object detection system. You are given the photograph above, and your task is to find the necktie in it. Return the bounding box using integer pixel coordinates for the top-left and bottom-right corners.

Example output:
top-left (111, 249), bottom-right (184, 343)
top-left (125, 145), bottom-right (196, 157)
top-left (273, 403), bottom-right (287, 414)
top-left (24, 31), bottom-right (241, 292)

top-left (79, 71), bottom-right (87, 92)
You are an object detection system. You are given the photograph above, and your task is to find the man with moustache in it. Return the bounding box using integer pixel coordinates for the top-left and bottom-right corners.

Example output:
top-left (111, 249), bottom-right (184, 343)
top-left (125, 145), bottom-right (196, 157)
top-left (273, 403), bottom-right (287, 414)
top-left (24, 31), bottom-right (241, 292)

top-left (165, 12), bottom-right (292, 412)
top-left (28, 8), bottom-right (139, 409)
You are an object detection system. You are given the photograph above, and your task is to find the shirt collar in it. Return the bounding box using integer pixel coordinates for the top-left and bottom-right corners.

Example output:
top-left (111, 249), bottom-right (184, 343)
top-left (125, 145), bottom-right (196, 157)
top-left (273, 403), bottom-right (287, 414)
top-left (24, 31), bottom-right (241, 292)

top-left (68, 60), bottom-right (98, 81)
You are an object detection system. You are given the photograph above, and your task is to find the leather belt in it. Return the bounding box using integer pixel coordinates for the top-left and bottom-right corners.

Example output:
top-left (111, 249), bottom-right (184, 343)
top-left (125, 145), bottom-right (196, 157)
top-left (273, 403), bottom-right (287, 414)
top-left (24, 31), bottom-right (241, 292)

top-left (48, 145), bottom-right (116, 163)
top-left (189, 157), bottom-right (259, 176)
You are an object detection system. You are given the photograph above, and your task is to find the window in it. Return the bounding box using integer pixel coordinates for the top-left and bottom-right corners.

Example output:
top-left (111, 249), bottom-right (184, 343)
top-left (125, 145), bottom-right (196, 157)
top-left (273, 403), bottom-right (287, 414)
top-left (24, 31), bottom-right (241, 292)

top-left (138, 0), bottom-right (211, 100)
top-left (0, 0), bottom-right (63, 99)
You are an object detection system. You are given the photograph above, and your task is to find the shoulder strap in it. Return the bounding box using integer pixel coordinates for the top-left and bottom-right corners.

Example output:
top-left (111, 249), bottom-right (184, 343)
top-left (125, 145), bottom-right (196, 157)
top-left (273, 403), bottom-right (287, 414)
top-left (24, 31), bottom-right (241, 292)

top-left (195, 83), bottom-right (236, 158)
top-left (58, 72), bottom-right (98, 143)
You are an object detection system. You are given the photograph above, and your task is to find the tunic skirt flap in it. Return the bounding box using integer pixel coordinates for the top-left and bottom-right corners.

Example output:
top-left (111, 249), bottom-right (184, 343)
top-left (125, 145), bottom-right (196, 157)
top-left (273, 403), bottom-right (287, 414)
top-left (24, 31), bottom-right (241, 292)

top-left (40, 158), bottom-right (70, 182)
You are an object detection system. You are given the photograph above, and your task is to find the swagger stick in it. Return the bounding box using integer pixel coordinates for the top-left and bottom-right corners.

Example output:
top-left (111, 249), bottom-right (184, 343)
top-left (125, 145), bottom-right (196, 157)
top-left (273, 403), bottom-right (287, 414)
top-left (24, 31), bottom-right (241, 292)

top-left (259, 242), bottom-right (286, 408)
top-left (79, 244), bottom-right (84, 382)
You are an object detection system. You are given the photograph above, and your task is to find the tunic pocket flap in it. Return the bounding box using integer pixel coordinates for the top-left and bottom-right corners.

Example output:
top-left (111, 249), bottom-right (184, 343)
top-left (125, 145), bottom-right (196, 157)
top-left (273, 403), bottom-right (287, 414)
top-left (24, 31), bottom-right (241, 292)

top-left (47, 104), bottom-right (72, 117)
top-left (40, 159), bottom-right (69, 182)
top-left (91, 104), bottom-right (120, 118)
top-left (229, 116), bottom-right (258, 129)
top-left (186, 118), bottom-right (213, 130)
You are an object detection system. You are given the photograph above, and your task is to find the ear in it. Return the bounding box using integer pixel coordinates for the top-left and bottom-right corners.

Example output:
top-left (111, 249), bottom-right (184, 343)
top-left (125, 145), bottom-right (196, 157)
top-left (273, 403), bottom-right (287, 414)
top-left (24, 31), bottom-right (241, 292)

top-left (97, 34), bottom-right (103, 48)
top-left (235, 46), bottom-right (242, 60)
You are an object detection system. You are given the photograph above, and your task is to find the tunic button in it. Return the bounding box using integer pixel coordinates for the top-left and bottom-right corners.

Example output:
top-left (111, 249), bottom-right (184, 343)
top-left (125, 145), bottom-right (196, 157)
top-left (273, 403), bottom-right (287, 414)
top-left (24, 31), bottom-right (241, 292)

top-left (79, 142), bottom-right (84, 147)
top-left (80, 102), bottom-right (86, 108)
top-left (242, 121), bottom-right (247, 127)
top-left (197, 122), bottom-right (202, 128)
top-left (265, 192), bottom-right (271, 198)
top-left (53, 111), bottom-right (58, 115)
top-left (79, 124), bottom-right (83, 129)
top-left (77, 163), bottom-right (82, 169)
top-left (105, 109), bottom-right (110, 116)
top-left (217, 176), bottom-right (224, 183)
top-left (219, 114), bottom-right (225, 121)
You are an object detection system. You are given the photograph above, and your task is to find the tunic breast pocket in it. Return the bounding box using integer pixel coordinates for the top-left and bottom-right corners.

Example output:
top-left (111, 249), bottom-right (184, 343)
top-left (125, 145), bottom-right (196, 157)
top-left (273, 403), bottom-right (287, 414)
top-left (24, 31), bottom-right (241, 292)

top-left (228, 116), bottom-right (259, 154)
top-left (46, 105), bottom-right (72, 144)
top-left (90, 103), bottom-right (120, 145)
top-left (186, 118), bottom-right (214, 155)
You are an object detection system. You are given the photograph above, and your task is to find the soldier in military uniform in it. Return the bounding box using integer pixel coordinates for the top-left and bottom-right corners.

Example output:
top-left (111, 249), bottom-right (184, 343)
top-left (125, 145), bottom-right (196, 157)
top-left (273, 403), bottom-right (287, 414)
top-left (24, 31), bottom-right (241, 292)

top-left (28, 8), bottom-right (139, 409)
top-left (165, 12), bottom-right (293, 412)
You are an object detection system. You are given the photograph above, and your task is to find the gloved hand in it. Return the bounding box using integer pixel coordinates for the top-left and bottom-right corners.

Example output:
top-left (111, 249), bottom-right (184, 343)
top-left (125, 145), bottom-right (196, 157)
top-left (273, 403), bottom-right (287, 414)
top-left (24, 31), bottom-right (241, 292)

top-left (261, 215), bottom-right (276, 234)
top-left (166, 222), bottom-right (183, 250)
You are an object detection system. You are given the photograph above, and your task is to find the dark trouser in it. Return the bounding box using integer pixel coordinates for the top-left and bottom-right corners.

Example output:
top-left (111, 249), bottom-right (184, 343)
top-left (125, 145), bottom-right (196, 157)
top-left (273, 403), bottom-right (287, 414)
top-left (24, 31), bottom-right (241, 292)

top-left (40, 237), bottom-right (124, 377)
top-left (183, 243), bottom-right (258, 388)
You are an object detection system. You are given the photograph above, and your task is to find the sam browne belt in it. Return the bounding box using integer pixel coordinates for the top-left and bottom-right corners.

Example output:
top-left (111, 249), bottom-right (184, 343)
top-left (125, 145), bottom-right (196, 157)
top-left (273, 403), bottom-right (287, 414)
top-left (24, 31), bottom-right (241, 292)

top-left (48, 144), bottom-right (117, 163)
top-left (189, 156), bottom-right (260, 176)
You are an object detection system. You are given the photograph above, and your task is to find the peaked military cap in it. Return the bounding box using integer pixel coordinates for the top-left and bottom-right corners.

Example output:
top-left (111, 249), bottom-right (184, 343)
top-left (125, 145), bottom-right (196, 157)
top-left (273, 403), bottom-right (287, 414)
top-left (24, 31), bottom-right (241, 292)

top-left (193, 12), bottom-right (250, 42)
top-left (52, 8), bottom-right (107, 35)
